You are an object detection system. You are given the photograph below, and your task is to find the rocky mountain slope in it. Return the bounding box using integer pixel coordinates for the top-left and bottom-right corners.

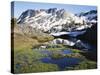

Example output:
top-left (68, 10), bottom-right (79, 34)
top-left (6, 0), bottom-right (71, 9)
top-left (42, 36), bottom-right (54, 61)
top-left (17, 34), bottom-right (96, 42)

top-left (15, 8), bottom-right (97, 48)
top-left (12, 24), bottom-right (54, 50)
top-left (77, 10), bottom-right (97, 23)
top-left (17, 8), bottom-right (97, 33)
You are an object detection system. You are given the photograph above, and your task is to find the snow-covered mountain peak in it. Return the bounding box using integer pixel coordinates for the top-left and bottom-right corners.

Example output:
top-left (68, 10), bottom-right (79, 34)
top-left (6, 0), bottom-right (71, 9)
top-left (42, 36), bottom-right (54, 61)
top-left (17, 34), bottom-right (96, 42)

top-left (17, 9), bottom-right (97, 33)
top-left (77, 10), bottom-right (97, 23)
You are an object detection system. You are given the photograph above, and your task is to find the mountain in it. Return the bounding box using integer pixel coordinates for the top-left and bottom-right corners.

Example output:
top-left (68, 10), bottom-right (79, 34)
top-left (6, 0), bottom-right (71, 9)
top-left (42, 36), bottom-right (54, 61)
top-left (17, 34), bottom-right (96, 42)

top-left (77, 10), bottom-right (97, 23)
top-left (17, 8), bottom-right (93, 33)
top-left (76, 10), bottom-right (97, 45)
top-left (14, 8), bottom-right (97, 53)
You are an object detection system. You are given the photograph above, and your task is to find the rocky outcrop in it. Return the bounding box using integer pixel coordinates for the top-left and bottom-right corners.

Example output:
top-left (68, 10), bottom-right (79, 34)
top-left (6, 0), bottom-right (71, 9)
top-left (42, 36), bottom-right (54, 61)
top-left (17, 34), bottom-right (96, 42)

top-left (77, 23), bottom-right (97, 45)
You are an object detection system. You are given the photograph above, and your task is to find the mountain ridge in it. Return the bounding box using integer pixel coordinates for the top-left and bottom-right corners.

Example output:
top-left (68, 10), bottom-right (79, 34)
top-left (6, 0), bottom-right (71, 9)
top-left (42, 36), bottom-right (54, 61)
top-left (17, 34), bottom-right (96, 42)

top-left (17, 8), bottom-right (97, 33)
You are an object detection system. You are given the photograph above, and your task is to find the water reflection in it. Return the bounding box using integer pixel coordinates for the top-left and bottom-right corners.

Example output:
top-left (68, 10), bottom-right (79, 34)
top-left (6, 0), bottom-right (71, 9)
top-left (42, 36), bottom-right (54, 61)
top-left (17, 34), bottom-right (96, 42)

top-left (41, 57), bottom-right (81, 70)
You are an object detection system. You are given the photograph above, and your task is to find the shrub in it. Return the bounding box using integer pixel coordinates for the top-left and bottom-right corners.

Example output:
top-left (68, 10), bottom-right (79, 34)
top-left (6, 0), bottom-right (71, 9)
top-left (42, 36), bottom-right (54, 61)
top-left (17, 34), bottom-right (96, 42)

top-left (14, 62), bottom-right (59, 73)
top-left (51, 53), bottom-right (64, 59)
top-left (74, 60), bottom-right (97, 70)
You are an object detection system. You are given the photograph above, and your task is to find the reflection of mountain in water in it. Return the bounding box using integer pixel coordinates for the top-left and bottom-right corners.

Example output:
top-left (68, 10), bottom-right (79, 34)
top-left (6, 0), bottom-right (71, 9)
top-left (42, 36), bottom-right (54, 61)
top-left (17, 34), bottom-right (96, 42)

top-left (41, 57), bottom-right (81, 70)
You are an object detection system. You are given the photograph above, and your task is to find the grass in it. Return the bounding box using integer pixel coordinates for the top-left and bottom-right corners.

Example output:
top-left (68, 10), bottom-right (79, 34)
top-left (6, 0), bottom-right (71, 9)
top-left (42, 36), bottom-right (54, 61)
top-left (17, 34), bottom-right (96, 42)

top-left (65, 60), bottom-right (97, 70)
top-left (13, 34), bottom-right (38, 50)
top-left (73, 60), bottom-right (97, 70)
top-left (51, 53), bottom-right (64, 59)
top-left (12, 19), bottom-right (97, 73)
top-left (12, 24), bottom-right (59, 73)
top-left (12, 24), bottom-right (54, 50)
top-left (71, 49), bottom-right (82, 53)
top-left (14, 48), bottom-right (60, 73)
top-left (65, 53), bottom-right (85, 59)
top-left (46, 44), bottom-right (67, 51)
top-left (14, 62), bottom-right (59, 73)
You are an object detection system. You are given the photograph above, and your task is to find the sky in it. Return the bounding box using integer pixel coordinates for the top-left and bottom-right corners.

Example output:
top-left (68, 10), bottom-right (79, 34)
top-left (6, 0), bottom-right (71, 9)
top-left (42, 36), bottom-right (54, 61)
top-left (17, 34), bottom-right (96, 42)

top-left (12, 1), bottom-right (97, 19)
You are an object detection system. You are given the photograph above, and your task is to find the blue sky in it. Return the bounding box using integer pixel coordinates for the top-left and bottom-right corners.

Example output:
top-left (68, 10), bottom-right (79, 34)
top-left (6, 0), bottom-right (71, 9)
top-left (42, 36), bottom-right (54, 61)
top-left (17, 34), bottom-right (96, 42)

top-left (12, 1), bottom-right (97, 18)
